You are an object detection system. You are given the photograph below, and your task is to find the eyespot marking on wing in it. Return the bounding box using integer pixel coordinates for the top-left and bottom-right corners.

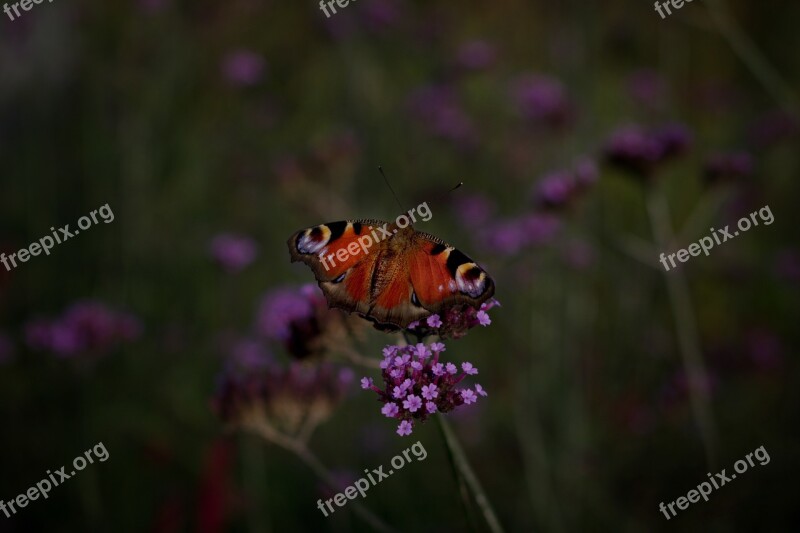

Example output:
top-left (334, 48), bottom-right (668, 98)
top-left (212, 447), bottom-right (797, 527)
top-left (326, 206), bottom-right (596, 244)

top-left (456, 263), bottom-right (488, 298)
top-left (296, 225), bottom-right (331, 254)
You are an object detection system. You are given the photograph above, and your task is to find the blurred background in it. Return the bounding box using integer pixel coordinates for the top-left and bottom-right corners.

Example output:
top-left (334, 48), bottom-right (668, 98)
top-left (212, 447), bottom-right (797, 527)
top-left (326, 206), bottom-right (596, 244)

top-left (1, 0), bottom-right (799, 531)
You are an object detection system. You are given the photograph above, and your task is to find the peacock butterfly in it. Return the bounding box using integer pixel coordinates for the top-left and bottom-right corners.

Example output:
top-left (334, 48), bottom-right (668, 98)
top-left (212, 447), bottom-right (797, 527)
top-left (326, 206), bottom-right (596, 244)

top-left (287, 217), bottom-right (495, 331)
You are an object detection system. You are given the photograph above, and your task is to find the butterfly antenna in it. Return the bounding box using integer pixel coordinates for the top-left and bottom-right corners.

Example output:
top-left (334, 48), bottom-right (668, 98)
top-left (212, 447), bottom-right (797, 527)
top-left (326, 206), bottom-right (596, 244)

top-left (449, 181), bottom-right (464, 192)
top-left (378, 166), bottom-right (407, 214)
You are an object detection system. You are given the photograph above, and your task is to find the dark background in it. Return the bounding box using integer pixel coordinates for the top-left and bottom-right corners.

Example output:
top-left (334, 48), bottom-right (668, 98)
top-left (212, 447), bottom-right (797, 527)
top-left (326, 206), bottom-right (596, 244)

top-left (1, 0), bottom-right (799, 531)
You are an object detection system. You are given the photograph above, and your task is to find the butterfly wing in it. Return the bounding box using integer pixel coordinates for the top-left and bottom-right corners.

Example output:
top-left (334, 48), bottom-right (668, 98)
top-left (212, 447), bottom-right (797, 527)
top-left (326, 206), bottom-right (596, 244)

top-left (288, 219), bottom-right (405, 325)
top-left (406, 231), bottom-right (495, 314)
top-left (288, 222), bottom-right (495, 330)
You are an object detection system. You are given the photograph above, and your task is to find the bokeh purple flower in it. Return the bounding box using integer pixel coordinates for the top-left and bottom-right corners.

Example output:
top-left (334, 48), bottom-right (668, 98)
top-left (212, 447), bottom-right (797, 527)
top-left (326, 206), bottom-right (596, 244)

top-left (407, 84), bottom-right (478, 147)
top-left (746, 329), bottom-right (783, 371)
top-left (209, 233), bottom-right (258, 273)
top-left (24, 301), bottom-right (141, 358)
top-left (224, 337), bottom-right (273, 376)
top-left (477, 213), bottom-right (562, 256)
top-left (455, 40), bottom-right (497, 71)
top-left (221, 50), bottom-right (266, 87)
top-left (532, 158), bottom-right (599, 210)
top-left (360, 0), bottom-right (403, 33)
top-left (626, 69), bottom-right (668, 110)
top-left (534, 170), bottom-right (575, 208)
top-left (510, 74), bottom-right (573, 128)
top-left (256, 284), bottom-right (356, 359)
top-left (451, 192), bottom-right (495, 229)
top-left (603, 123), bottom-right (692, 178)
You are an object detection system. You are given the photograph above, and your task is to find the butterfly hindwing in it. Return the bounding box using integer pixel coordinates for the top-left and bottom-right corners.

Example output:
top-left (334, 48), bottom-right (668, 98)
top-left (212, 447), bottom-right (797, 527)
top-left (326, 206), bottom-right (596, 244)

top-left (408, 232), bottom-right (495, 313)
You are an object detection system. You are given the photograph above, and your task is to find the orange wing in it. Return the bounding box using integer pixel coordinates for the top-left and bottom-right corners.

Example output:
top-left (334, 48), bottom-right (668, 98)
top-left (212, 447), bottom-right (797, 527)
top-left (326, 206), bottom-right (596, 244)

top-left (407, 232), bottom-right (495, 313)
top-left (288, 222), bottom-right (495, 330)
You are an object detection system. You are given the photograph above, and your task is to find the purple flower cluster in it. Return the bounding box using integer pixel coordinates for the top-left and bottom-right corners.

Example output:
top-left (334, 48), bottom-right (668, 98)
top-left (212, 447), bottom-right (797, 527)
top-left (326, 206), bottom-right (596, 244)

top-left (510, 74), bottom-right (573, 128)
top-left (220, 50), bottom-right (266, 87)
top-left (209, 233), bottom-right (259, 273)
top-left (406, 299), bottom-right (499, 340)
top-left (531, 158), bottom-right (599, 210)
top-left (625, 69), bottom-right (668, 110)
top-left (256, 284), bottom-right (339, 359)
top-left (406, 84), bottom-right (478, 147)
top-left (362, 342), bottom-right (487, 436)
top-left (455, 40), bottom-right (497, 71)
top-left (25, 301), bottom-right (141, 358)
top-left (603, 123), bottom-right (692, 178)
top-left (478, 214), bottom-right (562, 256)
top-left (224, 337), bottom-right (274, 376)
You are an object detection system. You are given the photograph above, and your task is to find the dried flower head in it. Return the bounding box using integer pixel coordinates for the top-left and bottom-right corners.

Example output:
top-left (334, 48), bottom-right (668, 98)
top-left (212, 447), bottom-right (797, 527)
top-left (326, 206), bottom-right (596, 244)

top-left (362, 342), bottom-right (487, 436)
top-left (213, 361), bottom-right (353, 441)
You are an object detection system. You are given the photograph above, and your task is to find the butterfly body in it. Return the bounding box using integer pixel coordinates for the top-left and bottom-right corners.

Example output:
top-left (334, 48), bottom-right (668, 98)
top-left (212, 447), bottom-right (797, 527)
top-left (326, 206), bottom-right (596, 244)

top-left (288, 219), bottom-right (495, 330)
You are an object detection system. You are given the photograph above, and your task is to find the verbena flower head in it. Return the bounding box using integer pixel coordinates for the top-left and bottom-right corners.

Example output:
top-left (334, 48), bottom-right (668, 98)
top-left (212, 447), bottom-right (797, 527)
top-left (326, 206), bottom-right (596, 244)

top-left (531, 157), bottom-right (599, 210)
top-left (509, 74), bottom-right (573, 128)
top-left (212, 361), bottom-right (353, 440)
top-left (362, 341), bottom-right (487, 436)
top-left (478, 214), bottom-right (561, 256)
top-left (408, 298), bottom-right (500, 339)
top-left (256, 284), bottom-right (358, 359)
top-left (406, 84), bottom-right (478, 147)
top-left (604, 123), bottom-right (692, 179)
top-left (209, 233), bottom-right (258, 273)
top-left (224, 337), bottom-right (274, 375)
top-left (24, 301), bottom-right (141, 358)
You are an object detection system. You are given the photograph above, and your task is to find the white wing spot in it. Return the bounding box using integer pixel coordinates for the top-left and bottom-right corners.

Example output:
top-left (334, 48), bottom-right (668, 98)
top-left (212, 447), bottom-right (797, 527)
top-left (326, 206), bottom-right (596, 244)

top-left (297, 226), bottom-right (331, 254)
top-left (456, 263), bottom-right (486, 297)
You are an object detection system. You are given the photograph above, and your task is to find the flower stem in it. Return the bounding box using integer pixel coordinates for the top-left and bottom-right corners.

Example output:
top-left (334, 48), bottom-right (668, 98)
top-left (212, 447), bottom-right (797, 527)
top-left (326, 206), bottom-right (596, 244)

top-left (647, 188), bottom-right (718, 467)
top-left (436, 416), bottom-right (506, 533)
top-left (246, 420), bottom-right (395, 533)
top-left (704, 0), bottom-right (799, 118)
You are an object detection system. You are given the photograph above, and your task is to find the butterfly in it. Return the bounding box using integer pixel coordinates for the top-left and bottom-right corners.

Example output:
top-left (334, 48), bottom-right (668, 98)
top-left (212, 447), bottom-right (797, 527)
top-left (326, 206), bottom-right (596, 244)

top-left (287, 218), bottom-right (495, 330)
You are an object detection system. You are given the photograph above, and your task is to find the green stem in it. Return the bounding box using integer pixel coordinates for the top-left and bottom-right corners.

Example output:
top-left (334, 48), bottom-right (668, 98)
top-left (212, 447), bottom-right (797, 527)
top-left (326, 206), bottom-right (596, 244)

top-left (436, 416), bottom-right (506, 533)
top-left (436, 416), bottom-right (482, 532)
top-left (704, 0), bottom-right (799, 118)
top-left (241, 435), bottom-right (270, 533)
top-left (247, 421), bottom-right (395, 533)
top-left (647, 188), bottom-right (718, 467)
